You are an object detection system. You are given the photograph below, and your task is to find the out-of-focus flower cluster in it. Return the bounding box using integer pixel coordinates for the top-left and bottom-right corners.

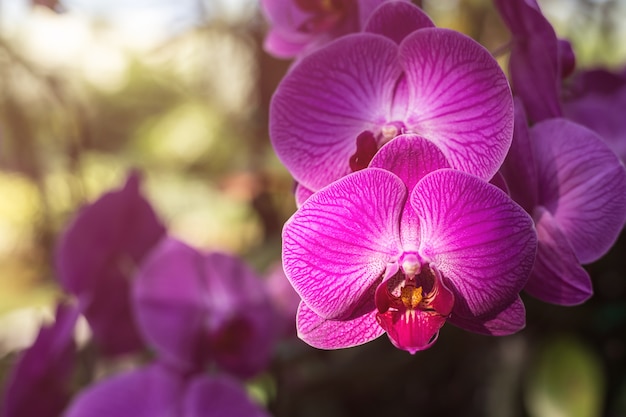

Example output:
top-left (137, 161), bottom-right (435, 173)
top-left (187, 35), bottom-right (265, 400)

top-left (2, 173), bottom-right (299, 417)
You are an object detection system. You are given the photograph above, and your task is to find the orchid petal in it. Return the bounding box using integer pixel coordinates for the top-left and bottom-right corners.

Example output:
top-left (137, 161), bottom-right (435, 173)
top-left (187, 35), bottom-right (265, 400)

top-left (494, 0), bottom-right (562, 122)
top-left (270, 33), bottom-right (400, 191)
top-left (412, 169), bottom-right (536, 316)
top-left (294, 182), bottom-right (314, 207)
top-left (2, 304), bottom-right (79, 417)
top-left (369, 134), bottom-right (449, 249)
top-left (500, 98), bottom-right (538, 212)
top-left (369, 134), bottom-right (450, 190)
top-left (449, 296), bottom-right (526, 336)
top-left (64, 364), bottom-right (184, 417)
top-left (55, 172), bottom-right (166, 356)
top-left (525, 207), bottom-right (592, 305)
top-left (532, 119), bottom-right (626, 263)
top-left (134, 238), bottom-right (275, 377)
top-left (283, 168), bottom-right (404, 319)
top-left (297, 300), bottom-right (384, 349)
top-left (400, 28), bottom-right (514, 180)
top-left (364, 1), bottom-right (434, 44)
top-left (183, 375), bottom-right (270, 417)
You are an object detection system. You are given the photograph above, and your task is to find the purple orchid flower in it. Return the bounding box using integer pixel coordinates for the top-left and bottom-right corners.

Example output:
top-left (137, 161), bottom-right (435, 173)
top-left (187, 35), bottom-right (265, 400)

top-left (283, 134), bottom-right (537, 353)
top-left (261, 0), bottom-right (400, 59)
top-left (265, 262), bottom-right (301, 337)
top-left (494, 0), bottom-right (575, 123)
top-left (55, 172), bottom-right (166, 356)
top-left (132, 237), bottom-right (276, 378)
top-left (63, 362), bottom-right (270, 417)
top-left (2, 303), bottom-right (79, 417)
top-left (270, 1), bottom-right (514, 196)
top-left (562, 67), bottom-right (626, 163)
top-left (500, 101), bottom-right (626, 305)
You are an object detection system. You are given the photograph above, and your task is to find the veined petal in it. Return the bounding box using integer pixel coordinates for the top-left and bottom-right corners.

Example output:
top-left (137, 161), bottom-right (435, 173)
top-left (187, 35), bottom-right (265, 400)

top-left (412, 169), bottom-right (536, 316)
top-left (283, 168), bottom-right (405, 319)
top-left (370, 134), bottom-right (450, 249)
top-left (369, 134), bottom-right (450, 191)
top-left (400, 28), bottom-right (514, 180)
top-left (270, 33), bottom-right (400, 191)
top-left (499, 98), bottom-right (538, 212)
top-left (364, 1), bottom-right (434, 44)
top-left (525, 207), bottom-right (592, 305)
top-left (449, 296), bottom-right (525, 336)
top-left (64, 364), bottom-right (184, 417)
top-left (297, 301), bottom-right (384, 349)
top-left (532, 119), bottom-right (626, 263)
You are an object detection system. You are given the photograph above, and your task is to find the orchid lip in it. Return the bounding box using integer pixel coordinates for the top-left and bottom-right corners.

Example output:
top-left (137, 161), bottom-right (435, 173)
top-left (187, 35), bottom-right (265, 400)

top-left (374, 259), bottom-right (455, 353)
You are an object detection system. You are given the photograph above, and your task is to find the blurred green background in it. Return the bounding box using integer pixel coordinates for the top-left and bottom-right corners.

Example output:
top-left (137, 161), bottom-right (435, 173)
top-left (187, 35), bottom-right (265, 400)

top-left (0, 0), bottom-right (625, 416)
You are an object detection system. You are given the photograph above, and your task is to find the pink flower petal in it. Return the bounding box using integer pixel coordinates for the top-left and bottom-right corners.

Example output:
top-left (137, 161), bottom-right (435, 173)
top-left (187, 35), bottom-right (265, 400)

top-left (494, 0), bottom-right (562, 122)
top-left (64, 364), bottom-right (184, 417)
top-left (270, 33), bottom-right (401, 191)
top-left (134, 238), bottom-right (275, 377)
top-left (400, 29), bottom-right (514, 180)
top-left (531, 119), bottom-right (626, 263)
top-left (411, 169), bottom-right (536, 317)
top-left (55, 172), bottom-right (166, 356)
top-left (283, 168), bottom-right (405, 319)
top-left (183, 374), bottom-right (270, 417)
top-left (364, 1), bottom-right (434, 44)
top-left (525, 207), bottom-right (592, 305)
top-left (2, 304), bottom-right (79, 417)
top-left (296, 301), bottom-right (384, 349)
top-left (449, 296), bottom-right (526, 336)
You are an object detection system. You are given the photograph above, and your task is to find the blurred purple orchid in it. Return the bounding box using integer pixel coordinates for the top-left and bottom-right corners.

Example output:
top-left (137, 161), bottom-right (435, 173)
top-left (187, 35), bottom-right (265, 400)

top-left (494, 0), bottom-right (575, 123)
top-left (55, 172), bottom-right (166, 356)
top-left (562, 67), bottom-right (626, 163)
top-left (2, 303), bottom-right (79, 417)
top-left (283, 135), bottom-right (536, 353)
top-left (133, 237), bottom-right (276, 378)
top-left (265, 262), bottom-right (301, 337)
top-left (500, 101), bottom-right (626, 305)
top-left (271, 1), bottom-right (513, 198)
top-left (261, 0), bottom-right (401, 59)
top-left (63, 362), bottom-right (270, 417)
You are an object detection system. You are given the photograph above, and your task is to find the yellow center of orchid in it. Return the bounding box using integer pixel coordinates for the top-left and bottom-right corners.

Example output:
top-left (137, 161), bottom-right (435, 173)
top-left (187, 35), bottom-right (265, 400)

top-left (400, 285), bottom-right (423, 309)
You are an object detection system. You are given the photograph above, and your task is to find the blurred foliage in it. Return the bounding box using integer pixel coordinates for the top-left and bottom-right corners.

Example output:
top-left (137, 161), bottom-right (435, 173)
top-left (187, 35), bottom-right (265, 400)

top-left (0, 0), bottom-right (624, 416)
top-left (525, 337), bottom-right (605, 417)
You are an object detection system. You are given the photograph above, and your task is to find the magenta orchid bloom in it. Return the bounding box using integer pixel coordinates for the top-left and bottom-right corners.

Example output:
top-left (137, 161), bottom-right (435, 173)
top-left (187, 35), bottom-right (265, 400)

top-left (64, 363), bottom-right (270, 417)
top-left (500, 102), bottom-right (626, 305)
top-left (562, 67), bottom-right (626, 163)
top-left (133, 238), bottom-right (276, 378)
top-left (283, 135), bottom-right (536, 354)
top-left (494, 0), bottom-right (575, 123)
top-left (2, 303), bottom-right (79, 417)
top-left (261, 0), bottom-right (398, 59)
top-left (55, 172), bottom-right (166, 356)
top-left (270, 1), bottom-right (513, 195)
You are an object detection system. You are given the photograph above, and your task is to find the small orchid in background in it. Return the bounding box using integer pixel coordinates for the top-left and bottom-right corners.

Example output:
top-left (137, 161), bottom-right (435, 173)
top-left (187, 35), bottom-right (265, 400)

top-left (283, 135), bottom-right (536, 353)
top-left (55, 172), bottom-right (166, 356)
top-left (270, 1), bottom-right (513, 200)
top-left (63, 363), bottom-right (270, 417)
top-left (261, 0), bottom-right (399, 59)
top-left (2, 304), bottom-right (79, 417)
top-left (133, 237), bottom-right (277, 378)
top-left (500, 102), bottom-right (626, 305)
top-left (562, 67), bottom-right (626, 163)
